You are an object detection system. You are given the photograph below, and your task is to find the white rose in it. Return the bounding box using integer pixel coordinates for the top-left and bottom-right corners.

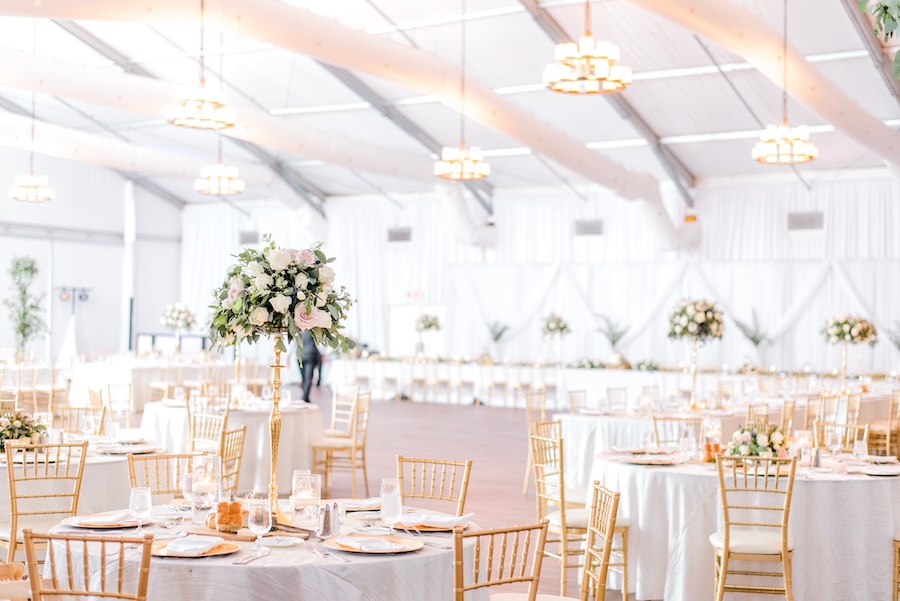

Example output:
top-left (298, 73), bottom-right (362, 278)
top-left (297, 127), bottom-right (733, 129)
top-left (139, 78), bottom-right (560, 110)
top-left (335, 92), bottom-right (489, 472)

top-left (316, 291), bottom-right (328, 307)
top-left (739, 444), bottom-right (750, 456)
top-left (265, 248), bottom-right (292, 271)
top-left (771, 431), bottom-right (784, 445)
top-left (686, 305), bottom-right (695, 316)
top-left (679, 316), bottom-right (688, 326)
top-left (756, 434), bottom-right (769, 448)
top-left (12, 420), bottom-right (21, 429)
top-left (253, 273), bottom-right (274, 293)
top-left (316, 309), bottom-right (333, 329)
top-left (248, 307), bottom-right (270, 326)
top-left (270, 294), bottom-right (292, 314)
top-left (318, 265), bottom-right (335, 285)
top-left (688, 322), bottom-right (698, 334)
top-left (245, 261), bottom-right (264, 278)
top-left (295, 272), bottom-right (309, 290)
top-left (222, 298), bottom-right (234, 310)
top-left (221, 332), bottom-right (235, 345)
top-left (695, 313), bottom-right (706, 324)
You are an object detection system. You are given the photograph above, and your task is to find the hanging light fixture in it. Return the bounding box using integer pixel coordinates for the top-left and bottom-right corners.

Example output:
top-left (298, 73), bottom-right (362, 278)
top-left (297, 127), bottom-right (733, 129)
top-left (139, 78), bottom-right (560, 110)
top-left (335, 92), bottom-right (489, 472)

top-left (165, 0), bottom-right (235, 130)
top-left (543, 1), bottom-right (631, 95)
top-left (435, 0), bottom-right (490, 180)
top-left (10, 22), bottom-right (54, 203)
top-left (751, 0), bottom-right (818, 164)
top-left (195, 137), bottom-right (245, 196)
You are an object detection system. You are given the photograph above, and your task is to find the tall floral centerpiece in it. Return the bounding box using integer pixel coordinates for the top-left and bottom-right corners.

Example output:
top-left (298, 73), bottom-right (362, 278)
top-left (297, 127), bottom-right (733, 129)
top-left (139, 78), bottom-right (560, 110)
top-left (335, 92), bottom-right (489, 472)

top-left (208, 235), bottom-right (354, 524)
top-left (415, 314), bottom-right (440, 355)
top-left (823, 314), bottom-right (877, 393)
top-left (668, 299), bottom-right (724, 409)
top-left (542, 313), bottom-right (570, 363)
top-left (160, 303), bottom-right (195, 353)
top-left (0, 413), bottom-right (46, 451)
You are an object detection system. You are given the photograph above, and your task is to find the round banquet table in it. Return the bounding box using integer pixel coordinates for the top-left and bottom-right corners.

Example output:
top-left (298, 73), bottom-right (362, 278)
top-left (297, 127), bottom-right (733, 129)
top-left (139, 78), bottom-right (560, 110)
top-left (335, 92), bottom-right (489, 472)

top-left (47, 509), bottom-right (487, 601)
top-left (140, 402), bottom-right (324, 496)
top-left (589, 455), bottom-right (900, 601)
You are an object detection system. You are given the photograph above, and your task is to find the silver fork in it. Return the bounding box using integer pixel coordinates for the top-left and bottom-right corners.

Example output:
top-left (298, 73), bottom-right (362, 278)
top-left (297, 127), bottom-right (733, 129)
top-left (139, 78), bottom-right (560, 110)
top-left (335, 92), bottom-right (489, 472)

top-left (312, 540), bottom-right (350, 562)
top-left (232, 548), bottom-right (270, 565)
top-left (400, 527), bottom-right (451, 549)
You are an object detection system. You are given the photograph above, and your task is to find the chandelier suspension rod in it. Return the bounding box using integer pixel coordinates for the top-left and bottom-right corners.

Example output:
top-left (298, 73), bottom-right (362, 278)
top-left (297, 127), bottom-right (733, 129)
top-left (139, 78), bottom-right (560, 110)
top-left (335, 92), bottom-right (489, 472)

top-left (459, 0), bottom-right (466, 147)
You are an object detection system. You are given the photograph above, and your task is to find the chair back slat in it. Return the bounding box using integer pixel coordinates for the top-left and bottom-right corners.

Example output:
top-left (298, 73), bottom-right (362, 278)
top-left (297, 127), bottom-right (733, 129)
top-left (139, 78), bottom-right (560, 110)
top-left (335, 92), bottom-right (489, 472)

top-left (396, 455), bottom-right (472, 516)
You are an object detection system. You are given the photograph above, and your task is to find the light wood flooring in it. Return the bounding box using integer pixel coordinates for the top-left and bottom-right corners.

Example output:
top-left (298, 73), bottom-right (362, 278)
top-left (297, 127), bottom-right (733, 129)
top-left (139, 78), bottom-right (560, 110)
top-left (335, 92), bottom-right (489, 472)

top-left (299, 383), bottom-right (629, 601)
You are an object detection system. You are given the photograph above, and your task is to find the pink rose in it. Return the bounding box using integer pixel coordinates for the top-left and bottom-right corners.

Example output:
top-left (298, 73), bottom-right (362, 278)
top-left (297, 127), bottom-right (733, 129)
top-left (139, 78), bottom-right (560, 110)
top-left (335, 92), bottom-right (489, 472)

top-left (293, 305), bottom-right (318, 331)
top-left (294, 249), bottom-right (316, 268)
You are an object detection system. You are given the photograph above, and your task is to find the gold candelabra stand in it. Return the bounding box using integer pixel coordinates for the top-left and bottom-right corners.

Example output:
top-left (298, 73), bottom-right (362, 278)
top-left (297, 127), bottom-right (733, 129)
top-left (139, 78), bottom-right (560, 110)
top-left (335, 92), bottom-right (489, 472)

top-left (269, 334), bottom-right (290, 526)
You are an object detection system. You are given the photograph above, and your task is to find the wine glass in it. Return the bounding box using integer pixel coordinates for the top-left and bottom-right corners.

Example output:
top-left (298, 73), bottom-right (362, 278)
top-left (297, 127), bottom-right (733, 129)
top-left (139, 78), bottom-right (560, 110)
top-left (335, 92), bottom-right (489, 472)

top-left (380, 477), bottom-right (402, 535)
top-left (261, 385), bottom-right (274, 401)
top-left (80, 415), bottom-right (95, 438)
top-left (827, 428), bottom-right (843, 458)
top-left (173, 387), bottom-right (186, 404)
top-left (182, 472), bottom-right (193, 504)
top-left (247, 500), bottom-right (272, 552)
top-left (129, 487), bottom-right (152, 534)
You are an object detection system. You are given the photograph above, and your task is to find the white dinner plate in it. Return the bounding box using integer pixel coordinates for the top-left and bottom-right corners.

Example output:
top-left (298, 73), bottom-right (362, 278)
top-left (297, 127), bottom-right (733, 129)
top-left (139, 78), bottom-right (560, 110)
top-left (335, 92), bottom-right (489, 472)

top-left (262, 536), bottom-right (304, 548)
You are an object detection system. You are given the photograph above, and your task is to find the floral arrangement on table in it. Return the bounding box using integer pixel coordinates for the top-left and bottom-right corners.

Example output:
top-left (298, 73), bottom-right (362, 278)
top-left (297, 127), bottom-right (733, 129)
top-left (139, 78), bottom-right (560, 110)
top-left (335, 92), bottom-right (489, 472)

top-left (542, 313), bottom-right (570, 336)
top-left (160, 303), bottom-right (195, 331)
top-left (636, 360), bottom-right (660, 372)
top-left (416, 314), bottom-right (441, 332)
top-left (0, 413), bottom-right (46, 451)
top-left (571, 359), bottom-right (605, 369)
top-left (667, 299), bottom-right (724, 341)
top-left (208, 235), bottom-right (355, 354)
top-left (725, 425), bottom-right (788, 458)
top-left (823, 314), bottom-right (877, 345)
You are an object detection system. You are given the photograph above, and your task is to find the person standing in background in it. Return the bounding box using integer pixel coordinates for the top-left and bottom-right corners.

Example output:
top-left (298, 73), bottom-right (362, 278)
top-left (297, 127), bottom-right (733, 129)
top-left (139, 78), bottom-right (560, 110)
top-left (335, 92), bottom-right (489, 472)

top-left (299, 330), bottom-right (321, 403)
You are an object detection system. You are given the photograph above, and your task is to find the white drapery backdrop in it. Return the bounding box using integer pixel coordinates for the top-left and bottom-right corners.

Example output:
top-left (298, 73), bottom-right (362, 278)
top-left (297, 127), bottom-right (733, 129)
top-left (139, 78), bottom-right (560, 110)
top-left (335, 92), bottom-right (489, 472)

top-left (181, 176), bottom-right (900, 372)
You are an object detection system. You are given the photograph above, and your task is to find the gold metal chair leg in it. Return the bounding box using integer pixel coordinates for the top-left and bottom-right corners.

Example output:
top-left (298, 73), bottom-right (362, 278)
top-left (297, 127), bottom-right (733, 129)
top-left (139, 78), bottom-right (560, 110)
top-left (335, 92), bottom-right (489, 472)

top-left (893, 540), bottom-right (900, 601)
top-left (620, 527), bottom-right (629, 600)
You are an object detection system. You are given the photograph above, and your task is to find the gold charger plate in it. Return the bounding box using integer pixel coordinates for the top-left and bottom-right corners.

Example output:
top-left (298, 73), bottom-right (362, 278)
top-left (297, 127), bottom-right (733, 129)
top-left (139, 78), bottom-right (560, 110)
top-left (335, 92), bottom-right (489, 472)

top-left (622, 456), bottom-right (684, 466)
top-left (323, 535), bottom-right (423, 554)
top-left (151, 540), bottom-right (241, 558)
top-left (395, 522), bottom-right (468, 532)
top-left (62, 516), bottom-right (142, 529)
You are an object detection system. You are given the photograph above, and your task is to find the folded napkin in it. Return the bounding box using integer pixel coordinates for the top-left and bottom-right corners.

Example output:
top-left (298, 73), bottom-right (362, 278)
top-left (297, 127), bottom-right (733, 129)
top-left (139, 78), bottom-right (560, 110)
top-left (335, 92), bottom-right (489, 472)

top-left (335, 537), bottom-right (405, 551)
top-left (344, 497), bottom-right (380, 510)
top-left (396, 512), bottom-right (474, 528)
top-left (72, 511), bottom-right (133, 526)
top-left (164, 535), bottom-right (224, 556)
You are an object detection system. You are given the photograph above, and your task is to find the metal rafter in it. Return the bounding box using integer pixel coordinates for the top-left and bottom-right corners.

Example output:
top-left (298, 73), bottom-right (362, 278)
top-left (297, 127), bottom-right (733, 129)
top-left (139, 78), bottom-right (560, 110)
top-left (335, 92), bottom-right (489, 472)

top-left (318, 62), bottom-right (494, 214)
top-left (52, 19), bottom-right (326, 218)
top-left (518, 0), bottom-right (696, 207)
top-left (840, 0), bottom-right (900, 106)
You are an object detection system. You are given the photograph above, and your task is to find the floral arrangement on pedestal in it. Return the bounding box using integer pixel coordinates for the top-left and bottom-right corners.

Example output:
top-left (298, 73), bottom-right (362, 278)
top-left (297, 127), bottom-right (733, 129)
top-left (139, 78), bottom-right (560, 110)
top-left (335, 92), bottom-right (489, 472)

top-left (160, 303), bottom-right (196, 331)
top-left (208, 235), bottom-right (355, 353)
top-left (726, 425), bottom-right (788, 458)
top-left (541, 313), bottom-right (570, 336)
top-left (667, 299), bottom-right (724, 341)
top-left (0, 413), bottom-right (46, 451)
top-left (823, 315), bottom-right (877, 345)
top-left (415, 314), bottom-right (441, 332)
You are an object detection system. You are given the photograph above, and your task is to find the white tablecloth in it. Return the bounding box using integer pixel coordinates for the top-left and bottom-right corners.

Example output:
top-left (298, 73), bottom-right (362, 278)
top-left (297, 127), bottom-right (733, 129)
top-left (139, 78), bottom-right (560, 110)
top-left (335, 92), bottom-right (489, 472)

top-left (590, 456), bottom-right (900, 601)
top-left (140, 402), bottom-right (324, 495)
top-left (47, 510), bottom-right (486, 601)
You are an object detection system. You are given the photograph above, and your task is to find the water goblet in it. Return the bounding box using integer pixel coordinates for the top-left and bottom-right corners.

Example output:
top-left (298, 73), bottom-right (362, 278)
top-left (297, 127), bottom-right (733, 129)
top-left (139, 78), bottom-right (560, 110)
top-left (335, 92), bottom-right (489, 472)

top-left (852, 439), bottom-right (868, 461)
top-left (261, 385), bottom-right (274, 402)
top-left (247, 500), bottom-right (272, 552)
top-left (129, 487), bottom-right (152, 534)
top-left (182, 472), bottom-right (193, 504)
top-left (80, 415), bottom-right (95, 438)
top-left (827, 429), bottom-right (843, 458)
top-left (290, 473), bottom-right (320, 529)
top-left (380, 477), bottom-right (402, 535)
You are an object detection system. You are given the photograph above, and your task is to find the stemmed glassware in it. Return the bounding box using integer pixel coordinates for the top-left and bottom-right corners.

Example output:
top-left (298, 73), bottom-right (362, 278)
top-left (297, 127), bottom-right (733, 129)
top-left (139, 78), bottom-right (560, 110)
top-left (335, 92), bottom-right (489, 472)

top-left (380, 477), bottom-right (402, 535)
top-left (80, 415), bottom-right (95, 438)
top-left (129, 487), bottom-right (152, 534)
top-left (182, 472), bottom-right (193, 505)
top-left (827, 429), bottom-right (843, 458)
top-left (247, 500), bottom-right (272, 552)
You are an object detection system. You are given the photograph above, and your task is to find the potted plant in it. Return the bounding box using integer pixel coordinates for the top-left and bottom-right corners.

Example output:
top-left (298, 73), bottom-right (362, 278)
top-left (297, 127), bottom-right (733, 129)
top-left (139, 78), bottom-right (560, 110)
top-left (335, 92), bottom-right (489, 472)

top-left (3, 257), bottom-right (46, 362)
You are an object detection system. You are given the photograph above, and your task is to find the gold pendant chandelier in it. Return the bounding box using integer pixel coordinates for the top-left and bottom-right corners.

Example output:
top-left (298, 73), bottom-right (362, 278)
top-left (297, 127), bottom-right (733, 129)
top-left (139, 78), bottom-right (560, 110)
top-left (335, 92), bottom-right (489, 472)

top-left (195, 136), bottom-right (245, 196)
top-left (165, 0), bottom-right (235, 130)
top-left (543, 1), bottom-right (631, 95)
top-left (435, 0), bottom-right (490, 180)
top-left (751, 0), bottom-right (817, 164)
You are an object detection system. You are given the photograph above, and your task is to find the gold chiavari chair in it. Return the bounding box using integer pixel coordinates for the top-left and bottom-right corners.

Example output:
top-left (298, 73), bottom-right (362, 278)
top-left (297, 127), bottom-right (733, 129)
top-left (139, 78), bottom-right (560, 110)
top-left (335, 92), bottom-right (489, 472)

top-left (800, 396), bottom-right (822, 430)
top-left (745, 403), bottom-right (770, 433)
top-left (894, 538), bottom-right (900, 601)
top-left (451, 519), bottom-right (549, 601)
top-left (779, 399), bottom-right (796, 435)
top-left (103, 384), bottom-right (133, 428)
top-left (127, 452), bottom-right (194, 499)
top-left (221, 425), bottom-right (247, 497)
top-left (530, 421), bottom-right (586, 596)
top-left (188, 413), bottom-right (228, 455)
top-left (12, 366), bottom-right (36, 416)
top-left (581, 482), bottom-right (627, 601)
top-left (522, 390), bottom-right (547, 495)
top-left (87, 387), bottom-right (103, 409)
top-left (869, 389), bottom-right (900, 456)
top-left (31, 364), bottom-right (68, 413)
top-left (1, 441), bottom-right (89, 562)
top-left (568, 389), bottom-right (587, 413)
top-left (147, 361), bottom-right (183, 403)
top-left (716, 381), bottom-right (735, 406)
top-left (710, 456), bottom-right (797, 601)
top-left (24, 529), bottom-right (153, 601)
top-left (844, 393), bottom-right (862, 429)
top-left (54, 406), bottom-right (106, 436)
top-left (311, 391), bottom-right (371, 497)
top-left (652, 415), bottom-right (704, 447)
top-left (605, 387), bottom-right (627, 412)
top-left (0, 561), bottom-right (30, 601)
top-left (396, 455), bottom-right (473, 517)
top-left (0, 391), bottom-right (17, 419)
top-left (324, 387), bottom-right (357, 438)
top-left (813, 422), bottom-right (869, 453)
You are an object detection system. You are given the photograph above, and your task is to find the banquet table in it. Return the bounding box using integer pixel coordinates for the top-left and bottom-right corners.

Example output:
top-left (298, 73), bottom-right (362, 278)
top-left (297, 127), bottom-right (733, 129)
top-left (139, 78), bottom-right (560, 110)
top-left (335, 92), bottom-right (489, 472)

top-left (590, 455), bottom-right (900, 601)
top-left (47, 507), bottom-right (486, 601)
top-left (140, 402), bottom-right (324, 495)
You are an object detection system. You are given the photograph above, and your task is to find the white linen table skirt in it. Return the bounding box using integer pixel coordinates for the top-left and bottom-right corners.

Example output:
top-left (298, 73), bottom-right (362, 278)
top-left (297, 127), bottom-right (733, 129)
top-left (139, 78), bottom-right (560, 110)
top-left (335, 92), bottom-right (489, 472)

top-left (140, 402), bottom-right (324, 495)
top-left (590, 456), bottom-right (900, 601)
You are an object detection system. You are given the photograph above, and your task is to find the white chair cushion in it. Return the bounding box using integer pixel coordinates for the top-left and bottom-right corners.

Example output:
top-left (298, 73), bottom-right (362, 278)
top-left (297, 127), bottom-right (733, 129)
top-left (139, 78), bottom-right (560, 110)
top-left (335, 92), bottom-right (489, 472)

top-left (0, 516), bottom-right (69, 542)
top-left (564, 487), bottom-right (588, 505)
top-left (323, 429), bottom-right (351, 438)
top-left (709, 529), bottom-right (793, 554)
top-left (310, 437), bottom-right (354, 450)
top-left (546, 508), bottom-right (630, 530)
top-left (868, 421), bottom-right (890, 434)
top-left (492, 594), bottom-right (577, 601)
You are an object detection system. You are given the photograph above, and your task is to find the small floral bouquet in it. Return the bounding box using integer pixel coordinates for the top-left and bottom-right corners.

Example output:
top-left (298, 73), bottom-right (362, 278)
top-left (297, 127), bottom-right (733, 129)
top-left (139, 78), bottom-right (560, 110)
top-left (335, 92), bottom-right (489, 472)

top-left (823, 314), bottom-right (877, 345)
top-left (542, 313), bottom-right (570, 336)
top-left (208, 235), bottom-right (355, 354)
top-left (726, 425), bottom-right (788, 458)
top-left (636, 360), bottom-right (660, 371)
top-left (668, 299), bottom-right (724, 341)
top-left (160, 303), bottom-right (195, 331)
top-left (416, 314), bottom-right (441, 332)
top-left (0, 413), bottom-right (46, 451)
